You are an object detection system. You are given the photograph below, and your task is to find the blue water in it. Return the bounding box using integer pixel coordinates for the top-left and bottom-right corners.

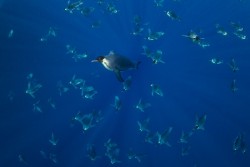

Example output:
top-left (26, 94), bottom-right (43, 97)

top-left (0, 0), bottom-right (250, 167)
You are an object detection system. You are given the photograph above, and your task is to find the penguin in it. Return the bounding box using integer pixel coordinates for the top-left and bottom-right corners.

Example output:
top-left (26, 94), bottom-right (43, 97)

top-left (91, 51), bottom-right (141, 82)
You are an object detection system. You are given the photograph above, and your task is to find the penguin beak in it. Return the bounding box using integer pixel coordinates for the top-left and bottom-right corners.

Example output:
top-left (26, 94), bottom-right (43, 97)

top-left (91, 56), bottom-right (104, 62)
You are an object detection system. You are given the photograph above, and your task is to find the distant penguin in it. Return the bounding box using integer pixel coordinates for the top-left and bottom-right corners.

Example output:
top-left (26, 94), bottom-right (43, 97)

top-left (91, 51), bottom-right (141, 82)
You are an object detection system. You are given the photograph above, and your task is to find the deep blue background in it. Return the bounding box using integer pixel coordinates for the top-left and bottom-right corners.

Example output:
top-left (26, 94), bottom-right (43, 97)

top-left (0, 0), bottom-right (250, 167)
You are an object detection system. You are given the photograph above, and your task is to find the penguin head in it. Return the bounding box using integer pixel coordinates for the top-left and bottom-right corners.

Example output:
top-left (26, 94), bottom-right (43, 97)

top-left (91, 56), bottom-right (105, 63)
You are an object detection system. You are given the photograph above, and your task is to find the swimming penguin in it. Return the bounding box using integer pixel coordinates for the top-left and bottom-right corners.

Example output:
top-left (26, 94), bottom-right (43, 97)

top-left (91, 51), bottom-right (141, 82)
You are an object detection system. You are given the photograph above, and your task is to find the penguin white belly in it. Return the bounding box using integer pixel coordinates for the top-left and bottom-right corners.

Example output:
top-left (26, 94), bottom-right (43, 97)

top-left (102, 58), bottom-right (113, 71)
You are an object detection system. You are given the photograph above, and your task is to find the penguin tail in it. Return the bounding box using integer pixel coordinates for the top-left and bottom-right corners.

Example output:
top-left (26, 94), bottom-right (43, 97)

top-left (135, 61), bottom-right (141, 70)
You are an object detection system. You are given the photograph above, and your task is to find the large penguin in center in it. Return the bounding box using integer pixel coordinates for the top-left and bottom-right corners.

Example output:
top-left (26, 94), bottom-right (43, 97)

top-left (91, 51), bottom-right (141, 82)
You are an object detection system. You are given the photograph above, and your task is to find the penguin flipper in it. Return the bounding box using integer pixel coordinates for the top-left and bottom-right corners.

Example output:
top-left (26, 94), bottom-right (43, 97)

top-left (114, 70), bottom-right (124, 82)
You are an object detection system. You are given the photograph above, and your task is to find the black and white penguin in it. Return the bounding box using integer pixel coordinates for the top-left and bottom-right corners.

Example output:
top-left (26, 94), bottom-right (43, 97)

top-left (92, 51), bottom-right (140, 82)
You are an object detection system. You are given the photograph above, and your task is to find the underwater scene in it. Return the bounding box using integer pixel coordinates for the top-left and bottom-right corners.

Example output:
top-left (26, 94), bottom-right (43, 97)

top-left (0, 0), bottom-right (250, 167)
